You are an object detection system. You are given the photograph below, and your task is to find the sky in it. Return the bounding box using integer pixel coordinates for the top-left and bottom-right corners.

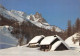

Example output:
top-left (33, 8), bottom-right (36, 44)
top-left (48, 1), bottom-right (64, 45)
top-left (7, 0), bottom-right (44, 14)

top-left (0, 0), bottom-right (80, 29)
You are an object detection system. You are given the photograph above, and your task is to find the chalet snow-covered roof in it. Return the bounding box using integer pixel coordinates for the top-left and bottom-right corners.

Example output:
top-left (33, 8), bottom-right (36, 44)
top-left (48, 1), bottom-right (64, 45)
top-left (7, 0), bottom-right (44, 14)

top-left (51, 41), bottom-right (70, 51)
top-left (55, 35), bottom-right (70, 49)
top-left (29, 35), bottom-right (45, 43)
top-left (40, 36), bottom-right (57, 45)
top-left (40, 35), bottom-right (70, 50)
top-left (51, 41), bottom-right (62, 50)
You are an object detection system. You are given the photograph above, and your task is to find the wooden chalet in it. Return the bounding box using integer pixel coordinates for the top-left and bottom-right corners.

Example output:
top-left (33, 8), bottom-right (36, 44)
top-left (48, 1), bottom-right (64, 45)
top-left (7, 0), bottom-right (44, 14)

top-left (40, 35), bottom-right (70, 51)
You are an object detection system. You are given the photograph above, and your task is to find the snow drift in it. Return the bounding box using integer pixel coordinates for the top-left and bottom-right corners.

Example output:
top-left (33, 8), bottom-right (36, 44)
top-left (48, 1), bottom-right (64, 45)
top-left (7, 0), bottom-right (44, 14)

top-left (65, 33), bottom-right (80, 47)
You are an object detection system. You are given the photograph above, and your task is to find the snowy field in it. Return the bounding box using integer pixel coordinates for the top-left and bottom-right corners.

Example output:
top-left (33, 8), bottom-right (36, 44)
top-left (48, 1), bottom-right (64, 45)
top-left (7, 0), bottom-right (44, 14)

top-left (0, 45), bottom-right (80, 56)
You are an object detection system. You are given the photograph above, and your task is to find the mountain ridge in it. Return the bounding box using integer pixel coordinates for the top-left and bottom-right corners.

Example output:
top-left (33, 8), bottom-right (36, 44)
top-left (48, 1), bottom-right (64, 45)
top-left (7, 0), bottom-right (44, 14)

top-left (0, 4), bottom-right (63, 32)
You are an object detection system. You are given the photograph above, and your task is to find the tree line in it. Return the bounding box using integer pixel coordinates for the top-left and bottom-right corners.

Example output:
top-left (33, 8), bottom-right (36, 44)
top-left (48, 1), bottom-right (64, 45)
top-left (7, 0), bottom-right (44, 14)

top-left (66, 18), bottom-right (80, 37)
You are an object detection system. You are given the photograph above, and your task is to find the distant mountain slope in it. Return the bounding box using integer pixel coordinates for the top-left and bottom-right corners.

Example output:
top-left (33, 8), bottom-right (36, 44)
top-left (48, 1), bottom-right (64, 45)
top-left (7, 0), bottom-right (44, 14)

top-left (0, 25), bottom-right (18, 49)
top-left (0, 4), bottom-right (63, 32)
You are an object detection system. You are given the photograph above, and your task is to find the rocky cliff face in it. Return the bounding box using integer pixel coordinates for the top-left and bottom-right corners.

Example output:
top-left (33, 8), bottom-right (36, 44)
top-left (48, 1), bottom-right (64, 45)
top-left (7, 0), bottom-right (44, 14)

top-left (34, 12), bottom-right (47, 23)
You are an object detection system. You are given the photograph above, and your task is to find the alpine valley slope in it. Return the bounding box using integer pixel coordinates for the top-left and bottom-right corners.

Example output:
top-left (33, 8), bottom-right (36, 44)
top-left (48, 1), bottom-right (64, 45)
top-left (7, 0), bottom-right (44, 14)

top-left (0, 4), bottom-right (63, 32)
top-left (0, 25), bottom-right (18, 49)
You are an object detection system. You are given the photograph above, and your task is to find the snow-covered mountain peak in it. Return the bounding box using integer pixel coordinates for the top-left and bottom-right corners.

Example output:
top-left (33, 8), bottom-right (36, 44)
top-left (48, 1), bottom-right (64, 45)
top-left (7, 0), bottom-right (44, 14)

top-left (10, 10), bottom-right (27, 17)
top-left (27, 12), bottom-right (47, 23)
top-left (0, 5), bottom-right (63, 32)
top-left (34, 12), bottom-right (47, 23)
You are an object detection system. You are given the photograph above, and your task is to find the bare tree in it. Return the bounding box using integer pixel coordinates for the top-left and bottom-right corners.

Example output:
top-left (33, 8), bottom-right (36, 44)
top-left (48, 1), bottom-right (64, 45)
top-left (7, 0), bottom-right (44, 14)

top-left (67, 20), bottom-right (72, 37)
top-left (75, 18), bottom-right (80, 32)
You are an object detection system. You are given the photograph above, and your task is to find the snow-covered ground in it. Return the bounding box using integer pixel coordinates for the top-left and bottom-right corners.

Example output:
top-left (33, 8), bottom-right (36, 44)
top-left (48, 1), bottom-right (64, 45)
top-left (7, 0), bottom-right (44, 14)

top-left (65, 33), bottom-right (80, 50)
top-left (0, 26), bottom-right (80, 56)
top-left (0, 34), bottom-right (80, 56)
top-left (0, 45), bottom-right (80, 56)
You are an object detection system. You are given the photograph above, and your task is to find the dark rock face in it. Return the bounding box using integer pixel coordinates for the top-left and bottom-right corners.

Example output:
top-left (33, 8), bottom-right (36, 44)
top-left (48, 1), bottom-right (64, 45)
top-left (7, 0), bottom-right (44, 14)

top-left (30, 15), bottom-right (34, 21)
top-left (34, 12), bottom-right (47, 23)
